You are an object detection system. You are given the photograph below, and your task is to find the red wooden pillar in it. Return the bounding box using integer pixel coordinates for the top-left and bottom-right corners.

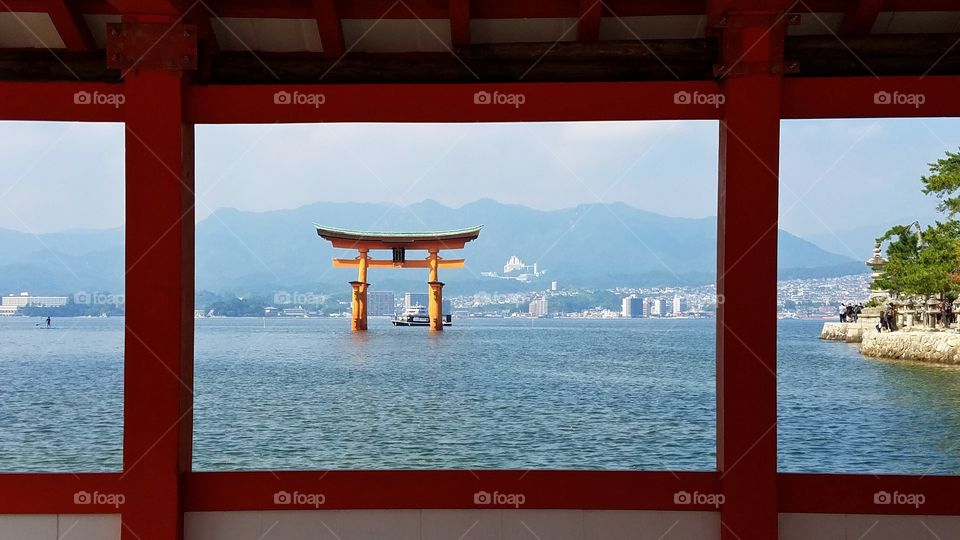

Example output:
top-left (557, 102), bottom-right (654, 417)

top-left (120, 55), bottom-right (195, 540)
top-left (715, 11), bottom-right (785, 540)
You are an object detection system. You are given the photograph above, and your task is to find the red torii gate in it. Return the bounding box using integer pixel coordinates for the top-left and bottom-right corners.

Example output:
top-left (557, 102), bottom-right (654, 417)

top-left (315, 225), bottom-right (482, 331)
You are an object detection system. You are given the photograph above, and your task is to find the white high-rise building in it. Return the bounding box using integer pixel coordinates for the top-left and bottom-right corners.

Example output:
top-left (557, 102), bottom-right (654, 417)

top-left (551, 281), bottom-right (558, 291)
top-left (672, 294), bottom-right (688, 315)
top-left (529, 296), bottom-right (548, 318)
top-left (650, 298), bottom-right (663, 317)
top-left (404, 292), bottom-right (450, 315)
top-left (2, 292), bottom-right (68, 308)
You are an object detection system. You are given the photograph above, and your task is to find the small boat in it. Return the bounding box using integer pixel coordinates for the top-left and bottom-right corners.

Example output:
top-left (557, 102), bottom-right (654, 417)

top-left (391, 304), bottom-right (452, 327)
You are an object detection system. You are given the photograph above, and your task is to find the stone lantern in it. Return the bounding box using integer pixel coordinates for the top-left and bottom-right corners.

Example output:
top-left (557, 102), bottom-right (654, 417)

top-left (866, 241), bottom-right (888, 301)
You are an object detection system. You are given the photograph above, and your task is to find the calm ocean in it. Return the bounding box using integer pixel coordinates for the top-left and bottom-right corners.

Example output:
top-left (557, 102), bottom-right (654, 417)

top-left (2, 317), bottom-right (959, 474)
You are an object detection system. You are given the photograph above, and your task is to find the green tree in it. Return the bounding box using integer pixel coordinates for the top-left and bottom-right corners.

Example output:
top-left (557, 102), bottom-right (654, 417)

top-left (874, 148), bottom-right (960, 302)
top-left (873, 224), bottom-right (921, 297)
top-left (875, 222), bottom-right (960, 300)
top-left (922, 149), bottom-right (960, 217)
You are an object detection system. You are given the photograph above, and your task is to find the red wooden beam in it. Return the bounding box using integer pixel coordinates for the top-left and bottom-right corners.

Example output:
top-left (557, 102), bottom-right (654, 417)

top-left (187, 82), bottom-right (725, 123)
top-left (9, 78), bottom-right (960, 125)
top-left (707, 0), bottom-right (732, 26)
top-left (185, 470), bottom-right (722, 511)
top-left (782, 76), bottom-right (960, 118)
top-left (121, 68), bottom-right (194, 540)
top-left (312, 0), bottom-right (344, 57)
top-left (6, 0), bottom-right (960, 19)
top-left (449, 0), bottom-right (470, 46)
top-left (840, 0), bottom-right (884, 36)
top-left (0, 474), bottom-right (123, 514)
top-left (105, 0), bottom-right (180, 16)
top-left (46, 0), bottom-right (97, 50)
top-left (577, 0), bottom-right (601, 41)
top-left (716, 11), bottom-right (784, 540)
top-left (0, 82), bottom-right (125, 121)
top-left (780, 473), bottom-right (960, 515)
top-left (338, 0), bottom-right (449, 19)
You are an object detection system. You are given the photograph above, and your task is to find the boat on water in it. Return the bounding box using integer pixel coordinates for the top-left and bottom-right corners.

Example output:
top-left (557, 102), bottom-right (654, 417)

top-left (391, 304), bottom-right (452, 327)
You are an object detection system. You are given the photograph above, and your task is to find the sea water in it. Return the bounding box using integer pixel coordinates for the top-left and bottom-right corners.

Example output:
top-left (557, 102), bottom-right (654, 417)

top-left (1, 317), bottom-right (959, 474)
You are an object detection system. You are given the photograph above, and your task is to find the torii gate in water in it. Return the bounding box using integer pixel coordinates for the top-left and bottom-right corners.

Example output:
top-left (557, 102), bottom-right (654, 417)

top-left (315, 225), bottom-right (482, 331)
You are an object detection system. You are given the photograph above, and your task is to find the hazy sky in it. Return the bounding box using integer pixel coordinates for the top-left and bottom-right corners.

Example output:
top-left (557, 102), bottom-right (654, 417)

top-left (1, 118), bottom-right (957, 254)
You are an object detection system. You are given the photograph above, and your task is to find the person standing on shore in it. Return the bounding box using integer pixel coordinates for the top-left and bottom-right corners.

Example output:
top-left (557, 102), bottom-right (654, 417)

top-left (886, 303), bottom-right (897, 331)
top-left (839, 303), bottom-right (847, 323)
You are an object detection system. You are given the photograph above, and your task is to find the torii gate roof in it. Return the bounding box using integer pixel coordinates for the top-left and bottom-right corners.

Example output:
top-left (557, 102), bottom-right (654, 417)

top-left (315, 224), bottom-right (482, 250)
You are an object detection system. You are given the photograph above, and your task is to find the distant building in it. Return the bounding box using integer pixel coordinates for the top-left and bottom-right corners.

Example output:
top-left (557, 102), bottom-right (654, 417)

top-left (0, 305), bottom-right (17, 316)
top-left (2, 292), bottom-right (68, 309)
top-left (621, 295), bottom-right (644, 318)
top-left (642, 297), bottom-right (651, 317)
top-left (672, 294), bottom-right (688, 314)
top-left (650, 298), bottom-right (663, 317)
top-left (281, 306), bottom-right (308, 317)
top-left (502, 255), bottom-right (544, 279)
top-left (404, 292), bottom-right (450, 315)
top-left (367, 291), bottom-right (395, 316)
top-left (404, 292), bottom-right (428, 310)
top-left (551, 281), bottom-right (558, 291)
top-left (529, 296), bottom-right (548, 318)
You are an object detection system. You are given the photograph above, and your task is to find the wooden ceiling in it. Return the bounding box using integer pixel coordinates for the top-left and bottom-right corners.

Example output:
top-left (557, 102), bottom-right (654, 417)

top-left (0, 1), bottom-right (959, 82)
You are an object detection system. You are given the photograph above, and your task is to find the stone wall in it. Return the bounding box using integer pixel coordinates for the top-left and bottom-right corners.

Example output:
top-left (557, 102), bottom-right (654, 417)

top-left (821, 317), bottom-right (960, 365)
top-left (860, 331), bottom-right (960, 365)
top-left (820, 322), bottom-right (867, 343)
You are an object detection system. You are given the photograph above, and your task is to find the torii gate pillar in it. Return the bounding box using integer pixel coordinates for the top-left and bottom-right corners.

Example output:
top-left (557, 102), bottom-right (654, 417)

top-left (349, 281), bottom-right (368, 332)
top-left (427, 249), bottom-right (444, 331)
top-left (428, 281), bottom-right (445, 332)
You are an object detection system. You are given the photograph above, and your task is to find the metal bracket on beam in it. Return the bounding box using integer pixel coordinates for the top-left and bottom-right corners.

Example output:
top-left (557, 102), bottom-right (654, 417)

top-left (712, 11), bottom-right (798, 79)
top-left (713, 60), bottom-right (800, 78)
top-left (106, 23), bottom-right (198, 71)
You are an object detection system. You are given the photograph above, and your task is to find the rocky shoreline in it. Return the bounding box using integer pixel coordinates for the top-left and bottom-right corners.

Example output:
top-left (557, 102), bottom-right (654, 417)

top-left (821, 322), bottom-right (960, 365)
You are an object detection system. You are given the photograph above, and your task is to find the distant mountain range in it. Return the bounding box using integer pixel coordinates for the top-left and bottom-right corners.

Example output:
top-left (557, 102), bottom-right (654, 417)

top-left (0, 199), bottom-right (867, 296)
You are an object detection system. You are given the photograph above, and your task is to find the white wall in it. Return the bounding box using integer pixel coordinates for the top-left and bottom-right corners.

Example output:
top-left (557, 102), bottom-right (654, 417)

top-left (780, 513), bottom-right (960, 539)
top-left (185, 510), bottom-right (718, 539)
top-left (6, 511), bottom-right (960, 539)
top-left (0, 515), bottom-right (119, 540)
